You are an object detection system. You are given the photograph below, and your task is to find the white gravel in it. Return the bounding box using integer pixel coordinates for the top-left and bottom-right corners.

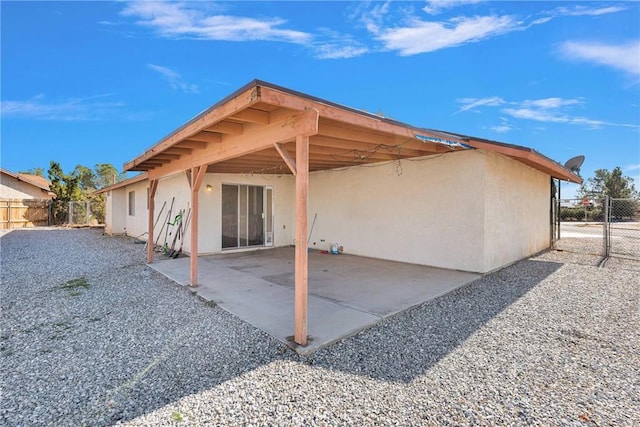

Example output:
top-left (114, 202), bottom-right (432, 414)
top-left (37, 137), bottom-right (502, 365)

top-left (1, 228), bottom-right (638, 426)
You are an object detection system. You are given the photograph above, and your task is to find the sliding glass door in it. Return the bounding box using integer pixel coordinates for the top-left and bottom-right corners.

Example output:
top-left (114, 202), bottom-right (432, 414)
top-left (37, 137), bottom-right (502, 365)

top-left (222, 184), bottom-right (272, 249)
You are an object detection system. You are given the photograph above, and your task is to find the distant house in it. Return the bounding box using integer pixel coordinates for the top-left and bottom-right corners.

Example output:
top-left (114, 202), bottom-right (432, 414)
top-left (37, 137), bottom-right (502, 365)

top-left (98, 80), bottom-right (582, 346)
top-left (1, 169), bottom-right (55, 228)
top-left (0, 169), bottom-right (55, 200)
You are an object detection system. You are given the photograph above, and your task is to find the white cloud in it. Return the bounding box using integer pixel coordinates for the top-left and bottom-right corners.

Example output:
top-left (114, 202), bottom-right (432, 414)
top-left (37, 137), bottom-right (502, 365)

top-left (625, 164), bottom-right (640, 171)
top-left (521, 97), bottom-right (583, 109)
top-left (358, 1), bottom-right (392, 33)
top-left (423, 0), bottom-right (483, 15)
top-left (489, 124), bottom-right (512, 133)
top-left (560, 40), bottom-right (640, 76)
top-left (503, 107), bottom-right (639, 129)
top-left (122, 1), bottom-right (311, 44)
top-left (555, 5), bottom-right (627, 17)
top-left (0, 95), bottom-right (125, 121)
top-left (315, 44), bottom-right (369, 60)
top-left (147, 64), bottom-right (199, 93)
top-left (503, 108), bottom-right (568, 123)
top-left (377, 15), bottom-right (517, 55)
top-left (457, 94), bottom-right (639, 130)
top-left (457, 96), bottom-right (505, 112)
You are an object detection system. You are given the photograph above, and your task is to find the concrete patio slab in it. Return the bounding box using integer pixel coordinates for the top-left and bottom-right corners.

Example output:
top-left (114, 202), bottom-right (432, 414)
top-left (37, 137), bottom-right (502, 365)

top-left (149, 248), bottom-right (480, 354)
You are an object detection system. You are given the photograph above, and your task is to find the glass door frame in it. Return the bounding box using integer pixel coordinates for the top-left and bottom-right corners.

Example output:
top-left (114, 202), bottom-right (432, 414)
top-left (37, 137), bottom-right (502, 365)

top-left (221, 183), bottom-right (274, 250)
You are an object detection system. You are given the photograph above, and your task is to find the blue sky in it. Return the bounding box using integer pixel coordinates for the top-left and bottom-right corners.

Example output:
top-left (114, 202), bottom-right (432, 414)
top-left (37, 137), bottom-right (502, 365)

top-left (2, 1), bottom-right (639, 197)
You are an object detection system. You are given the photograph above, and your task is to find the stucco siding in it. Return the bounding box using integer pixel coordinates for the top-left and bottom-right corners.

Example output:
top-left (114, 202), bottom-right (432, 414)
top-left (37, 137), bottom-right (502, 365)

top-left (103, 150), bottom-right (553, 273)
top-left (0, 175), bottom-right (49, 199)
top-left (105, 189), bottom-right (126, 235)
top-left (105, 172), bottom-right (295, 255)
top-left (197, 173), bottom-right (295, 254)
top-left (307, 150), bottom-right (487, 272)
top-left (482, 151), bottom-right (551, 272)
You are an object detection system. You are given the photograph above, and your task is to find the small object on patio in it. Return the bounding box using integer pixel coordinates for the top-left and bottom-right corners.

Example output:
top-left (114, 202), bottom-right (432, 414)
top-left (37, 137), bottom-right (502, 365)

top-left (133, 232), bottom-right (147, 244)
top-left (321, 250), bottom-right (329, 254)
top-left (330, 243), bottom-right (339, 254)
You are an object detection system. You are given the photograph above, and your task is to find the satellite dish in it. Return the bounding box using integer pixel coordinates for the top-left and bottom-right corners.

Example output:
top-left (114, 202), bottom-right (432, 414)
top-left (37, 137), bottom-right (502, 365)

top-left (564, 155), bottom-right (585, 174)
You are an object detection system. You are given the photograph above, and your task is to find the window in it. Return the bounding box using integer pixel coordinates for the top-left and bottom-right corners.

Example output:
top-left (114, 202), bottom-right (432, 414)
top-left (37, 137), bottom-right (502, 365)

top-left (128, 191), bottom-right (135, 216)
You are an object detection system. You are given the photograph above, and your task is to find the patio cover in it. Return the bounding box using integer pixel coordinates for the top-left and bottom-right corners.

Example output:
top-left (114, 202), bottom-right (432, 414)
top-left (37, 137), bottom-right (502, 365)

top-left (123, 79), bottom-right (582, 346)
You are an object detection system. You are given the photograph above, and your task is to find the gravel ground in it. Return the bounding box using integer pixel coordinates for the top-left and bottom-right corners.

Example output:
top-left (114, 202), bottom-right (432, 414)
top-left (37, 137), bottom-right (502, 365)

top-left (1, 228), bottom-right (638, 426)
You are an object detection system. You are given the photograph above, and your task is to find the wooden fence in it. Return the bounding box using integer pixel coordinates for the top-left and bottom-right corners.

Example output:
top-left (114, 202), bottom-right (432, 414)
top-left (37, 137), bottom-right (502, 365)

top-left (0, 199), bottom-right (50, 229)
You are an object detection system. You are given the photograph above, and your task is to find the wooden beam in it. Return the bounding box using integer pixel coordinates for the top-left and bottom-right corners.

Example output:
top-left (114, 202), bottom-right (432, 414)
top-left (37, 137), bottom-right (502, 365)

top-left (259, 86), bottom-right (468, 145)
top-left (147, 179), bottom-right (158, 264)
top-left (190, 165), bottom-right (207, 286)
top-left (140, 160), bottom-right (169, 166)
top-left (206, 121), bottom-right (244, 135)
top-left (147, 109), bottom-right (319, 180)
top-left (152, 154), bottom-right (181, 160)
top-left (188, 132), bottom-right (222, 144)
top-left (178, 140), bottom-right (208, 150)
top-left (164, 147), bottom-right (192, 155)
top-left (124, 86), bottom-right (260, 171)
top-left (273, 143), bottom-right (297, 175)
top-left (230, 108), bottom-right (270, 124)
top-left (294, 134), bottom-right (309, 346)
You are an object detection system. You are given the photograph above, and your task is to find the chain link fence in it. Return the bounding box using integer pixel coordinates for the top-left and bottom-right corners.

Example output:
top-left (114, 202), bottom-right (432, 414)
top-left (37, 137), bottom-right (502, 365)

top-left (553, 197), bottom-right (639, 262)
top-left (50, 199), bottom-right (105, 226)
top-left (554, 198), bottom-right (605, 257)
top-left (605, 198), bottom-right (640, 259)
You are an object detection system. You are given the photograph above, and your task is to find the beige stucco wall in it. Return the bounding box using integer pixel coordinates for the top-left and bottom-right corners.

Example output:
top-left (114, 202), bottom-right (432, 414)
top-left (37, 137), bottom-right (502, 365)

top-left (307, 150), bottom-right (488, 272)
top-left (105, 189), bottom-right (126, 235)
top-left (105, 172), bottom-right (296, 254)
top-left (105, 150), bottom-right (552, 272)
top-left (197, 173), bottom-right (296, 253)
top-left (0, 175), bottom-right (50, 200)
top-left (482, 151), bottom-right (551, 272)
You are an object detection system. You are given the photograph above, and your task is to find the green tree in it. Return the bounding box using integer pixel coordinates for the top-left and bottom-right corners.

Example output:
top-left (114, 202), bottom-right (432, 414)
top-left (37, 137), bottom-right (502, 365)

top-left (72, 164), bottom-right (97, 191)
top-left (579, 167), bottom-right (637, 200)
top-left (579, 167), bottom-right (639, 220)
top-left (48, 161), bottom-right (79, 224)
top-left (46, 161), bottom-right (124, 224)
top-left (94, 163), bottom-right (124, 189)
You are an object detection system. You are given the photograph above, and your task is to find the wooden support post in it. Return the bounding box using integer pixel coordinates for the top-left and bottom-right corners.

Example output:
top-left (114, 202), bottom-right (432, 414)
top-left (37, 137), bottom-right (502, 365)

top-left (190, 166), bottom-right (207, 286)
top-left (147, 179), bottom-right (158, 263)
top-left (294, 134), bottom-right (309, 346)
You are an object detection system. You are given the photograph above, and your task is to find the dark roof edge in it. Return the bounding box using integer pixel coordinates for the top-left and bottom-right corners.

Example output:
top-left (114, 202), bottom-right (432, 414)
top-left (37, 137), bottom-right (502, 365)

top-left (94, 173), bottom-right (148, 194)
top-left (0, 168), bottom-right (52, 192)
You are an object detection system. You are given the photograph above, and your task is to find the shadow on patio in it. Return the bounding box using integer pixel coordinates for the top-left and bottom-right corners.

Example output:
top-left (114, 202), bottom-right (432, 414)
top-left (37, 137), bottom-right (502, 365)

top-left (149, 247), bottom-right (481, 354)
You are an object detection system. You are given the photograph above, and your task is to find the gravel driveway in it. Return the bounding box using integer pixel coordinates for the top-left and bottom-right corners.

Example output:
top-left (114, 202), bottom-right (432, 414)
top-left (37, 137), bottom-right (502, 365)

top-left (1, 229), bottom-right (638, 426)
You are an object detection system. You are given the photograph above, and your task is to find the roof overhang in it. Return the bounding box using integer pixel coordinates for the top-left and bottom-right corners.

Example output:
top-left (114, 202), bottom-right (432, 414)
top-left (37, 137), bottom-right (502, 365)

top-left (123, 80), bottom-right (582, 184)
top-left (0, 168), bottom-right (56, 196)
top-left (94, 172), bottom-right (148, 194)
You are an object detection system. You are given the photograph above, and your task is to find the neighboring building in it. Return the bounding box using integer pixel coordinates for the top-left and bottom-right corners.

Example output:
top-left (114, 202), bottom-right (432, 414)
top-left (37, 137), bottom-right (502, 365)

top-left (0, 169), bottom-right (55, 200)
top-left (1, 169), bottom-right (55, 228)
top-left (100, 80), bottom-right (581, 345)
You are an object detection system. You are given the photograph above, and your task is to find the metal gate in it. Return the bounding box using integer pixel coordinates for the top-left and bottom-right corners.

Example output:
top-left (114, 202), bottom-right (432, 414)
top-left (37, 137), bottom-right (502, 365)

top-left (553, 196), bottom-right (639, 261)
top-left (553, 198), bottom-right (606, 257)
top-left (605, 197), bottom-right (640, 259)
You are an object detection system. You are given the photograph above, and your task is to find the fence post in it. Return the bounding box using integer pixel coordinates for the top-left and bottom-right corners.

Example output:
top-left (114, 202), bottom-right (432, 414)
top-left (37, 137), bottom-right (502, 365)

top-left (603, 196), bottom-right (610, 257)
